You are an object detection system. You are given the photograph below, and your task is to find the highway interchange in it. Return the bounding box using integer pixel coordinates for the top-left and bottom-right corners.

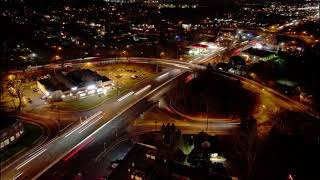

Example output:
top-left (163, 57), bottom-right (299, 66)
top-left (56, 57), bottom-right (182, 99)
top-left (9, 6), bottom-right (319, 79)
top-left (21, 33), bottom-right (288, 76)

top-left (1, 29), bottom-right (318, 180)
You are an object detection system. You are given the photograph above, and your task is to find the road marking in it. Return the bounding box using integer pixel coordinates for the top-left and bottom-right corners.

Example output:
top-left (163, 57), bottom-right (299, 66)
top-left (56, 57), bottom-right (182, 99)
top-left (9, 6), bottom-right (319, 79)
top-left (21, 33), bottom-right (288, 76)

top-left (16, 148), bottom-right (47, 170)
top-left (134, 85), bottom-right (151, 96)
top-left (117, 91), bottom-right (134, 102)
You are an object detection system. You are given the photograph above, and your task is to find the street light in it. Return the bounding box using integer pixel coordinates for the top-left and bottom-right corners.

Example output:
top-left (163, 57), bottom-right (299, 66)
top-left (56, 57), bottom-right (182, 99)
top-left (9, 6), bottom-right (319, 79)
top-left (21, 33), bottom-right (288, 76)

top-left (8, 74), bottom-right (15, 81)
top-left (31, 53), bottom-right (37, 58)
top-left (52, 55), bottom-right (62, 61)
top-left (160, 51), bottom-right (166, 59)
top-left (122, 50), bottom-right (129, 62)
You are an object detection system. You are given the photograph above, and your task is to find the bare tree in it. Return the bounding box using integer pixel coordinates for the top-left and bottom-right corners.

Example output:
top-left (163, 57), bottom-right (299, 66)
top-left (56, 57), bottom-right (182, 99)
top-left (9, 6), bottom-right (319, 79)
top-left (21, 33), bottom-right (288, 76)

top-left (7, 77), bottom-right (24, 111)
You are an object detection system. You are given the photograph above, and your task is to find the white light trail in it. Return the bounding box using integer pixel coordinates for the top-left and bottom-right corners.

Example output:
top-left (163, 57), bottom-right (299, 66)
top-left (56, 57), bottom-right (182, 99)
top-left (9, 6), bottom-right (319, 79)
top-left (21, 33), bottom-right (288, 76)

top-left (156, 72), bottom-right (169, 80)
top-left (64, 111), bottom-right (102, 137)
top-left (117, 91), bottom-right (134, 102)
top-left (134, 85), bottom-right (151, 96)
top-left (13, 172), bottom-right (23, 180)
top-left (16, 148), bottom-right (47, 170)
top-left (28, 147), bottom-right (47, 157)
top-left (79, 115), bottom-right (103, 134)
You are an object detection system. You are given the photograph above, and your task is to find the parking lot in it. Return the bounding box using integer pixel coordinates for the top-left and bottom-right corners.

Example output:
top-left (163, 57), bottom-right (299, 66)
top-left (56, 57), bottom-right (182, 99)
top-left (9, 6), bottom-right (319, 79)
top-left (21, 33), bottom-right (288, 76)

top-left (1, 63), bottom-right (159, 112)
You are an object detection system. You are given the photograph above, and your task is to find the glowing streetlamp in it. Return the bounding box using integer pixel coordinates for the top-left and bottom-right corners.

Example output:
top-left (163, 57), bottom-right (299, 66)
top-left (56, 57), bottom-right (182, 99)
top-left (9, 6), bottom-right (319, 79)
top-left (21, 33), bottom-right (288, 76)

top-left (52, 55), bottom-right (62, 61)
top-left (122, 50), bottom-right (129, 62)
top-left (160, 51), bottom-right (166, 59)
top-left (8, 74), bottom-right (15, 81)
top-left (31, 53), bottom-right (37, 58)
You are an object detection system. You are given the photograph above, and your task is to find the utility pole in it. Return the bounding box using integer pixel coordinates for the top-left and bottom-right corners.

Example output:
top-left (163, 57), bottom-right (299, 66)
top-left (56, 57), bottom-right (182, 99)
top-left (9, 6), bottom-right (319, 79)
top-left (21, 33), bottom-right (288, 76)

top-left (116, 81), bottom-right (119, 95)
top-left (206, 100), bottom-right (209, 133)
top-left (104, 142), bottom-right (108, 151)
top-left (202, 94), bottom-right (209, 133)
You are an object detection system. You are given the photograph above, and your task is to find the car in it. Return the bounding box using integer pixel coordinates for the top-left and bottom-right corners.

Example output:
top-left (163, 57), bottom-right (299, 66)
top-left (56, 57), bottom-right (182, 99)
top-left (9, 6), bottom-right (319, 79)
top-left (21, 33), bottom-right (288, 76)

top-left (130, 75), bottom-right (138, 79)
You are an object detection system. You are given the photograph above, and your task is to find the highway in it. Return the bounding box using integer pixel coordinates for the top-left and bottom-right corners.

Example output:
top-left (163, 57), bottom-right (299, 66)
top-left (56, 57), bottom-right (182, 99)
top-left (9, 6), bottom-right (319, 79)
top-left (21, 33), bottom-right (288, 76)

top-left (0, 67), bottom-right (188, 180)
top-left (2, 31), bottom-right (318, 179)
top-left (37, 72), bottom-right (193, 180)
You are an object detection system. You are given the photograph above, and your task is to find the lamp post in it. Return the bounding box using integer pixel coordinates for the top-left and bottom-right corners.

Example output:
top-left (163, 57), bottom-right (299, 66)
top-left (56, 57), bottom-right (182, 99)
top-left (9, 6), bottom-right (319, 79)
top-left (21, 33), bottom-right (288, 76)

top-left (122, 50), bottom-right (129, 62)
top-left (160, 51), bottom-right (166, 59)
top-left (201, 94), bottom-right (209, 133)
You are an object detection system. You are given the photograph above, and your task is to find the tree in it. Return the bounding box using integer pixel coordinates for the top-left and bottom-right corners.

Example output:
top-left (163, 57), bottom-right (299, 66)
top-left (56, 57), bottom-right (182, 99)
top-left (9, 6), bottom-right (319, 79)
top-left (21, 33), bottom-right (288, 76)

top-left (216, 62), bottom-right (230, 71)
top-left (229, 56), bottom-right (245, 66)
top-left (7, 76), bottom-right (24, 111)
top-left (232, 116), bottom-right (257, 180)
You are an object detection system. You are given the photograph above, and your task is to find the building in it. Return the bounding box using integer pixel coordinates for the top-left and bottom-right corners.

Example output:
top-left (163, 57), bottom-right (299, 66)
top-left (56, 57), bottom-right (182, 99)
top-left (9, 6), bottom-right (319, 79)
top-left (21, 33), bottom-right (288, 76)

top-left (241, 47), bottom-right (278, 63)
top-left (37, 69), bottom-right (113, 101)
top-left (109, 142), bottom-right (231, 180)
top-left (0, 116), bottom-right (24, 150)
top-left (188, 42), bottom-right (225, 56)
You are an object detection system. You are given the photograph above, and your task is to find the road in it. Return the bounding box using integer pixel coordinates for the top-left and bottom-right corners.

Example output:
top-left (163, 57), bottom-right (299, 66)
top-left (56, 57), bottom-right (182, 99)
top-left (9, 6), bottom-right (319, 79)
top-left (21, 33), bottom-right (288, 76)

top-left (37, 76), bottom-right (240, 180)
top-left (0, 66), bottom-right (189, 180)
top-left (37, 77), bottom-right (184, 180)
top-left (2, 29), bottom-right (318, 179)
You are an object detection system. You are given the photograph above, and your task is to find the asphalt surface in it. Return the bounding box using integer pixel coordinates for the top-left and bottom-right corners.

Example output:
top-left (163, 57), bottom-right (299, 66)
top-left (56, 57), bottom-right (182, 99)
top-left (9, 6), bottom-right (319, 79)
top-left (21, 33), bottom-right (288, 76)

top-left (37, 71), bottom-right (190, 180)
top-left (0, 68), bottom-right (188, 180)
top-left (3, 31), bottom-right (317, 180)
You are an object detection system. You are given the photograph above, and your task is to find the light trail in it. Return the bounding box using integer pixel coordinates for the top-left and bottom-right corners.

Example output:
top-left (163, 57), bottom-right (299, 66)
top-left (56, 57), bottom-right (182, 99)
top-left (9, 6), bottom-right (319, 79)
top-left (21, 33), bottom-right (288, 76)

top-left (63, 136), bottom-right (95, 162)
top-left (28, 147), bottom-right (46, 157)
top-left (172, 64), bottom-right (190, 69)
top-left (62, 111), bottom-right (121, 163)
top-left (78, 115), bottom-right (104, 134)
top-left (156, 72), bottom-right (169, 80)
top-left (64, 111), bottom-right (102, 137)
top-left (12, 172), bottom-right (23, 180)
top-left (16, 148), bottom-right (47, 170)
top-left (117, 91), bottom-right (134, 102)
top-left (134, 85), bottom-right (151, 96)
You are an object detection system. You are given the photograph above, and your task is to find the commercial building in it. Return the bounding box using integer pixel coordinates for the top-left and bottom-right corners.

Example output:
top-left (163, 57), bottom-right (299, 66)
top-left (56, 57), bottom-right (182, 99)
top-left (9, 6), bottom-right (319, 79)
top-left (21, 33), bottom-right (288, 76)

top-left (188, 42), bottom-right (225, 56)
top-left (241, 47), bottom-right (278, 63)
top-left (0, 116), bottom-right (24, 150)
top-left (37, 69), bottom-right (113, 101)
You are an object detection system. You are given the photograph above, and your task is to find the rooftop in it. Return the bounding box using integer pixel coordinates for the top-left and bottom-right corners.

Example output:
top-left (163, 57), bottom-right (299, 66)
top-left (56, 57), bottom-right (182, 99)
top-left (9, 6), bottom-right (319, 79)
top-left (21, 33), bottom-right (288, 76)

top-left (38, 69), bottom-right (111, 92)
top-left (38, 77), bottom-right (69, 92)
top-left (109, 142), bottom-right (231, 180)
top-left (243, 47), bottom-right (275, 58)
top-left (66, 69), bottom-right (110, 88)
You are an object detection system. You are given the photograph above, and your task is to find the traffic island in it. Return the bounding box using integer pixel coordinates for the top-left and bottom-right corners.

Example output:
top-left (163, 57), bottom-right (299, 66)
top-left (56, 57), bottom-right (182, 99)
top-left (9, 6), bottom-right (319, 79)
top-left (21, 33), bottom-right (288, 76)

top-left (167, 70), bottom-right (258, 119)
